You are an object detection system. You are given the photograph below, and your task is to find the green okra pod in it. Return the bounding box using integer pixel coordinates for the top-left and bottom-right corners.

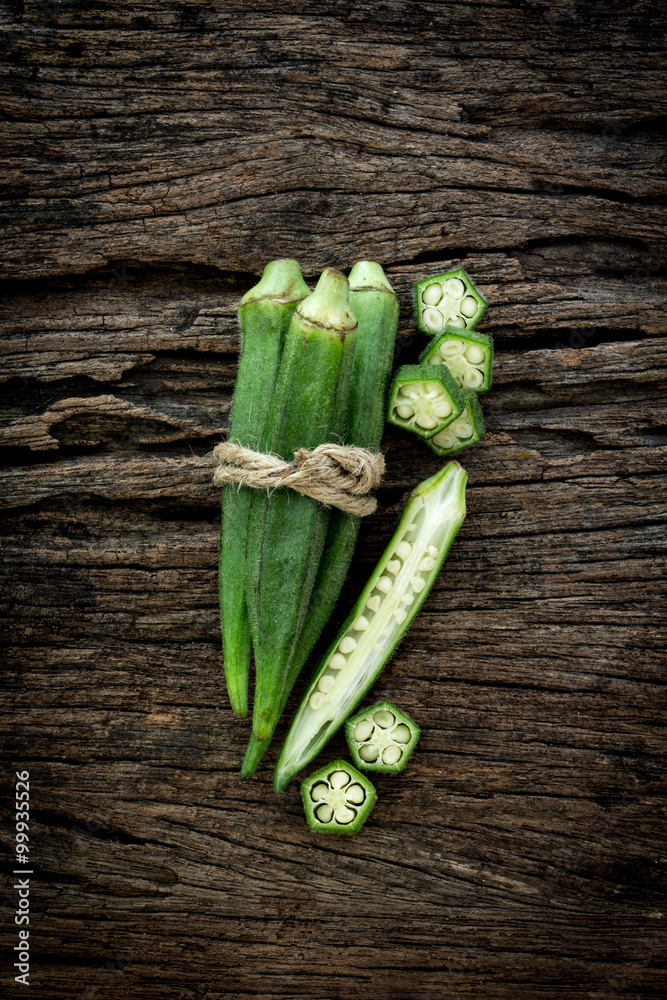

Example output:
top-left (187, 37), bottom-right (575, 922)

top-left (245, 268), bottom-right (358, 749)
top-left (274, 461), bottom-right (467, 792)
top-left (346, 701), bottom-right (420, 773)
top-left (220, 260), bottom-right (309, 717)
top-left (301, 760), bottom-right (376, 835)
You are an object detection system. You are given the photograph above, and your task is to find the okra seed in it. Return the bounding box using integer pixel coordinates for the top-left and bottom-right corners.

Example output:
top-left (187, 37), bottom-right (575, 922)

top-left (359, 744), bottom-right (379, 762)
top-left (434, 400), bottom-right (453, 418)
top-left (318, 674), bottom-right (336, 693)
top-left (450, 317), bottom-right (467, 329)
top-left (353, 615), bottom-right (370, 631)
top-left (353, 720), bottom-right (374, 742)
top-left (396, 541), bottom-right (412, 560)
top-left (366, 595), bottom-right (381, 612)
top-left (433, 429), bottom-right (454, 448)
top-left (335, 805), bottom-right (356, 825)
top-left (460, 295), bottom-right (478, 318)
top-left (315, 803), bottom-right (334, 823)
top-left (392, 724), bottom-right (412, 743)
top-left (329, 769), bottom-right (350, 789)
top-left (444, 278), bottom-right (465, 299)
top-left (382, 745), bottom-right (403, 765)
top-left (309, 692), bottom-right (325, 711)
top-left (463, 367), bottom-right (484, 390)
top-left (427, 545), bottom-right (439, 558)
top-left (387, 559), bottom-right (401, 575)
top-left (373, 710), bottom-right (395, 728)
top-left (339, 636), bottom-right (357, 654)
top-left (464, 343), bottom-right (485, 364)
top-left (377, 577), bottom-right (392, 594)
top-left (419, 556), bottom-right (435, 571)
top-left (395, 402), bottom-right (415, 419)
top-left (427, 355), bottom-right (441, 366)
top-left (416, 413), bottom-right (437, 430)
top-left (346, 783), bottom-right (366, 805)
top-left (422, 282), bottom-right (443, 306)
top-left (405, 523), bottom-right (417, 532)
top-left (398, 385), bottom-right (417, 399)
top-left (440, 338), bottom-right (465, 357)
top-left (452, 418), bottom-right (473, 439)
top-left (330, 653), bottom-right (347, 670)
top-left (401, 592), bottom-right (414, 605)
top-left (423, 307), bottom-right (443, 330)
top-left (392, 607), bottom-right (407, 624)
top-left (411, 575), bottom-right (425, 592)
top-left (310, 781), bottom-right (330, 801)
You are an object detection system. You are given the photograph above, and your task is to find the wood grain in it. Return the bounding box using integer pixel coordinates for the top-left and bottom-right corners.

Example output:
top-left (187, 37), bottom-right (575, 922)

top-left (1, 2), bottom-right (665, 998)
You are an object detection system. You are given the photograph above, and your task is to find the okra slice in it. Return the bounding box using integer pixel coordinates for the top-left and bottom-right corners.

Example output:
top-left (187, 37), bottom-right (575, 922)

top-left (413, 268), bottom-right (487, 337)
top-left (346, 701), bottom-right (420, 774)
top-left (301, 760), bottom-right (376, 835)
top-left (274, 461), bottom-right (466, 792)
top-left (421, 328), bottom-right (493, 394)
top-left (426, 391), bottom-right (485, 457)
top-left (387, 364), bottom-right (464, 440)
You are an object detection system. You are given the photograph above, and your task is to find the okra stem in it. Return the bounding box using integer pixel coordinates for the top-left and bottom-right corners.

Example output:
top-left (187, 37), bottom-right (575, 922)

top-left (220, 260), bottom-right (309, 717)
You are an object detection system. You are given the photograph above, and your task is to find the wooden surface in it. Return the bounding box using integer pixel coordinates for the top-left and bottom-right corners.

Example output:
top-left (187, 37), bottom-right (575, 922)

top-left (1, 2), bottom-right (666, 998)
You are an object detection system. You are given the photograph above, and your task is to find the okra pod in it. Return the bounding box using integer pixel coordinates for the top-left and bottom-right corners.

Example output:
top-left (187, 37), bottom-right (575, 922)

top-left (346, 701), bottom-right (420, 773)
top-left (274, 461), bottom-right (467, 792)
top-left (414, 268), bottom-right (487, 337)
top-left (220, 260), bottom-right (309, 716)
top-left (420, 328), bottom-right (494, 394)
top-left (246, 268), bottom-right (358, 747)
top-left (301, 760), bottom-right (376, 834)
top-left (426, 390), bottom-right (485, 457)
top-left (387, 364), bottom-right (464, 440)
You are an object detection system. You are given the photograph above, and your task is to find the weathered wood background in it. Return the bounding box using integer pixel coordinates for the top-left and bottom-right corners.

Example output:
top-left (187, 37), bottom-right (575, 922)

top-left (1, 2), bottom-right (666, 997)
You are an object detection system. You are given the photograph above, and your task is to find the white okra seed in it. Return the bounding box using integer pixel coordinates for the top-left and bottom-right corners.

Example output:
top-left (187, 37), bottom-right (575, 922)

top-left (440, 338), bottom-right (465, 357)
top-left (339, 636), bottom-right (357, 654)
top-left (423, 306), bottom-right (443, 330)
top-left (330, 653), bottom-right (347, 670)
top-left (345, 783), bottom-right (366, 805)
top-left (445, 277), bottom-right (465, 299)
top-left (335, 805), bottom-right (356, 825)
top-left (392, 607), bottom-right (407, 624)
top-left (353, 720), bottom-right (374, 742)
top-left (382, 745), bottom-right (403, 765)
top-left (395, 541), bottom-right (412, 560)
top-left (401, 592), bottom-right (414, 605)
top-left (434, 400), bottom-right (453, 419)
top-left (392, 723), bottom-right (412, 744)
top-left (366, 595), bottom-right (381, 612)
top-left (376, 576), bottom-right (392, 594)
top-left (395, 403), bottom-right (415, 419)
top-left (463, 367), bottom-right (484, 390)
top-left (387, 559), bottom-right (401, 575)
top-left (422, 282), bottom-right (443, 306)
top-left (353, 615), bottom-right (369, 631)
top-left (329, 769), bottom-right (350, 789)
top-left (359, 744), bottom-right (379, 763)
top-left (460, 295), bottom-right (478, 318)
top-left (427, 355), bottom-right (441, 366)
top-left (427, 544), bottom-right (439, 558)
top-left (404, 522), bottom-right (416, 532)
top-left (464, 343), bottom-right (485, 364)
top-left (433, 429), bottom-right (455, 449)
top-left (310, 781), bottom-right (330, 801)
top-left (309, 692), bottom-right (325, 711)
top-left (318, 674), bottom-right (335, 693)
top-left (416, 413), bottom-right (438, 430)
top-left (419, 556), bottom-right (435, 571)
top-left (373, 710), bottom-right (395, 728)
top-left (449, 317), bottom-right (466, 329)
top-left (315, 803), bottom-right (334, 823)
top-left (411, 576), bottom-right (425, 592)
top-left (452, 418), bottom-right (473, 439)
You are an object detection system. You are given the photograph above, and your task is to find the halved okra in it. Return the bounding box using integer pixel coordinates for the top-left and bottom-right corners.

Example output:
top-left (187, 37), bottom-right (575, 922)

top-left (301, 760), bottom-right (376, 835)
top-left (274, 461), bottom-right (466, 792)
top-left (426, 390), bottom-right (485, 457)
top-left (387, 365), bottom-right (464, 440)
top-left (413, 268), bottom-right (487, 337)
top-left (421, 328), bottom-right (493, 394)
top-left (346, 701), bottom-right (420, 774)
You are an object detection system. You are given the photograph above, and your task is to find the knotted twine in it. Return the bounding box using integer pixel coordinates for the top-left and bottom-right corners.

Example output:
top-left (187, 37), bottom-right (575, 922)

top-left (212, 441), bottom-right (385, 516)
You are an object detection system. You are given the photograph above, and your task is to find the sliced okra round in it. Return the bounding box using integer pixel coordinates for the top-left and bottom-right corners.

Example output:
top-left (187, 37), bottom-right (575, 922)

top-left (387, 364), bottom-right (464, 440)
top-left (421, 328), bottom-right (493, 394)
top-left (301, 760), bottom-right (376, 835)
top-left (346, 701), bottom-right (420, 774)
top-left (426, 390), bottom-right (485, 457)
top-left (413, 268), bottom-right (487, 337)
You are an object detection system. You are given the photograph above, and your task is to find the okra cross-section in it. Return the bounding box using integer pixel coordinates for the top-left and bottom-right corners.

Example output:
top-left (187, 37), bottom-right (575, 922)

top-left (421, 328), bottom-right (493, 394)
top-left (387, 365), bottom-right (464, 440)
top-left (301, 760), bottom-right (376, 835)
top-left (346, 702), bottom-right (420, 774)
top-left (413, 268), bottom-right (487, 337)
top-left (426, 390), bottom-right (485, 457)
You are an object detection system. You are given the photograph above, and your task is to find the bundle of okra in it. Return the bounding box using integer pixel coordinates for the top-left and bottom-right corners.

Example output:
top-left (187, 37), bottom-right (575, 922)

top-left (221, 260), bottom-right (492, 793)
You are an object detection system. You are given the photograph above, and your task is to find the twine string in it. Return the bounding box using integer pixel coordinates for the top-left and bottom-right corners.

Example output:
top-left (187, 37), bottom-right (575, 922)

top-left (212, 441), bottom-right (385, 516)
